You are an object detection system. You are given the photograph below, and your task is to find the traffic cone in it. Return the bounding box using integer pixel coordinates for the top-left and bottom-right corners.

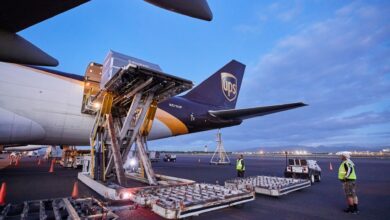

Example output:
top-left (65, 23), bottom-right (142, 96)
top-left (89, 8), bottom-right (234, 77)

top-left (49, 159), bottom-right (54, 173)
top-left (329, 162), bottom-right (333, 171)
top-left (0, 182), bottom-right (6, 206)
top-left (71, 182), bottom-right (79, 199)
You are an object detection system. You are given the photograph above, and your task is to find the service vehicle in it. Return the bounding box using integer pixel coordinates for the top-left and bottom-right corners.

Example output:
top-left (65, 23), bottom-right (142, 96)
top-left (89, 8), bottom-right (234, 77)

top-left (284, 158), bottom-right (321, 184)
top-left (60, 149), bottom-right (90, 169)
top-left (148, 151), bottom-right (160, 162)
top-left (163, 154), bottom-right (177, 162)
top-left (27, 151), bottom-right (39, 158)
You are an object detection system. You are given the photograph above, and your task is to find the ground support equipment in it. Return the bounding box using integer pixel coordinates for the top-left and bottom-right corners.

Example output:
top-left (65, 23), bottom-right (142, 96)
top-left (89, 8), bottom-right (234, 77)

top-left (77, 53), bottom-right (256, 218)
top-left (225, 176), bottom-right (311, 197)
top-left (130, 183), bottom-right (255, 219)
top-left (80, 55), bottom-right (193, 187)
top-left (78, 172), bottom-right (195, 201)
top-left (0, 197), bottom-right (118, 220)
top-left (209, 129), bottom-right (230, 165)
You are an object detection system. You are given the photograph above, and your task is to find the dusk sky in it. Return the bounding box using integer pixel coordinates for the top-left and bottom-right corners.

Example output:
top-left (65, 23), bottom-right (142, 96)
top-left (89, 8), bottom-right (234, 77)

top-left (20, 0), bottom-right (389, 151)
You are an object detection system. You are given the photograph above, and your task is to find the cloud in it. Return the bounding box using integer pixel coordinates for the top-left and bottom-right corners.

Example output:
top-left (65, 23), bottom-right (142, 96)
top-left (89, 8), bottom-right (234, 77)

top-left (233, 24), bottom-right (261, 35)
top-left (238, 2), bottom-right (390, 147)
top-left (233, 1), bottom-right (303, 35)
top-left (151, 2), bottom-right (390, 150)
top-left (268, 1), bottom-right (303, 22)
top-left (314, 111), bottom-right (390, 131)
top-left (277, 3), bottom-right (302, 22)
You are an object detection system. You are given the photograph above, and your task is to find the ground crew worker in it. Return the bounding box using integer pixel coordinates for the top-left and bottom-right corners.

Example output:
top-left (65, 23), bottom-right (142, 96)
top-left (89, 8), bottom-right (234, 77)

top-left (338, 151), bottom-right (359, 214)
top-left (236, 154), bottom-right (245, 178)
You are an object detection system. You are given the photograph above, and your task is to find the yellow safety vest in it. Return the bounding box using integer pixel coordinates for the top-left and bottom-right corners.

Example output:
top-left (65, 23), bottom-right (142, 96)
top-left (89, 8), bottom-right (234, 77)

top-left (338, 161), bottom-right (356, 180)
top-left (236, 159), bottom-right (245, 171)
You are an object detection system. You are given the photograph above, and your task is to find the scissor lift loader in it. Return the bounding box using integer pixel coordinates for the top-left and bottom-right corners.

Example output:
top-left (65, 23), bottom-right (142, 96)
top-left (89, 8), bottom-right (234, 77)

top-left (80, 52), bottom-right (193, 188)
top-left (78, 51), bottom-right (255, 218)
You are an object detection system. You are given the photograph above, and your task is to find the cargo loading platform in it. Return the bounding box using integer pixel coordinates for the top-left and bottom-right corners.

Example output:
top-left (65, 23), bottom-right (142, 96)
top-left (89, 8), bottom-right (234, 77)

top-left (0, 197), bottom-right (118, 220)
top-left (77, 51), bottom-right (256, 218)
top-left (225, 176), bottom-right (311, 197)
top-left (80, 51), bottom-right (196, 190)
top-left (131, 183), bottom-right (254, 219)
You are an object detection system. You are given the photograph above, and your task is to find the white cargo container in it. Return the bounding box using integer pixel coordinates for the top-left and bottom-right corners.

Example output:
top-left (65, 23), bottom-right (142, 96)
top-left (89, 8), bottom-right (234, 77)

top-left (101, 50), bottom-right (162, 88)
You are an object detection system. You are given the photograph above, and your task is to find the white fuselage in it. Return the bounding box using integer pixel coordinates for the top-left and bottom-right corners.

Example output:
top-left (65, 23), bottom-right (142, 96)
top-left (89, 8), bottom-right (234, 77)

top-left (0, 62), bottom-right (178, 146)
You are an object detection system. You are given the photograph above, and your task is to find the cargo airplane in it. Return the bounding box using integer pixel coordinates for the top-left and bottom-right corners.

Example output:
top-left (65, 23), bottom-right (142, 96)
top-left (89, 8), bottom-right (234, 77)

top-left (0, 0), bottom-right (306, 147)
top-left (0, 59), bottom-right (306, 146)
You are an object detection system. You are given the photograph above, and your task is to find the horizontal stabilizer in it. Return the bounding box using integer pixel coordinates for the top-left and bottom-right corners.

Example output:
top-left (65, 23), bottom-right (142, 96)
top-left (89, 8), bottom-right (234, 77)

top-left (209, 102), bottom-right (307, 120)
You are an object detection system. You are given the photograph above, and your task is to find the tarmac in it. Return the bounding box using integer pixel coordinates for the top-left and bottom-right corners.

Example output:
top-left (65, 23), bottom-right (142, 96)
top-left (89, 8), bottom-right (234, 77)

top-left (0, 154), bottom-right (389, 219)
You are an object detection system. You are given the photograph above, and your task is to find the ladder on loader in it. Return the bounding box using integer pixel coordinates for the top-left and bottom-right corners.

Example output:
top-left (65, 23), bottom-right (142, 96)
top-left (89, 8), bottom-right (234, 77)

top-left (82, 62), bottom-right (193, 186)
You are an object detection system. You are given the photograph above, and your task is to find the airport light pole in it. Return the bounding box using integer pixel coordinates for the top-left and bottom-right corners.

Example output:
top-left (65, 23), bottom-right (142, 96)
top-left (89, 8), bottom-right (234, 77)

top-left (285, 151), bottom-right (288, 167)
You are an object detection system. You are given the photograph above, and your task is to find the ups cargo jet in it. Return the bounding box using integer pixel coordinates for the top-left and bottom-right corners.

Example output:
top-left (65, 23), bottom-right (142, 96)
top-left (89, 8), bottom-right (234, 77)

top-left (0, 59), bottom-right (306, 145)
top-left (0, 0), bottom-right (306, 147)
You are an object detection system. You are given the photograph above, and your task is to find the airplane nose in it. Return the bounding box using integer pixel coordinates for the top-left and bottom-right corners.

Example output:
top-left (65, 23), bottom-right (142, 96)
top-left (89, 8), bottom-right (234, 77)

top-left (145, 0), bottom-right (213, 21)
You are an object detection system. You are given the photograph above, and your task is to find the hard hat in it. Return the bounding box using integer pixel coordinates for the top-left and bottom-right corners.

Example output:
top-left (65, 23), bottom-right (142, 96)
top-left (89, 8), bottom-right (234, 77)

top-left (336, 151), bottom-right (351, 159)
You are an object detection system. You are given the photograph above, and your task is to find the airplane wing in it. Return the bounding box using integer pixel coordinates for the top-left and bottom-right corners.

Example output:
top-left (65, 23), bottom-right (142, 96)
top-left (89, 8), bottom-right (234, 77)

top-left (0, 0), bottom-right (89, 33)
top-left (145, 0), bottom-right (213, 21)
top-left (0, 0), bottom-right (212, 67)
top-left (0, 0), bottom-right (89, 66)
top-left (209, 103), bottom-right (307, 120)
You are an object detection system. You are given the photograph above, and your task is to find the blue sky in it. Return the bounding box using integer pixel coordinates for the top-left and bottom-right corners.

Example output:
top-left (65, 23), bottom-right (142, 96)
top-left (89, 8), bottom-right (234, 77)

top-left (20, 0), bottom-right (390, 150)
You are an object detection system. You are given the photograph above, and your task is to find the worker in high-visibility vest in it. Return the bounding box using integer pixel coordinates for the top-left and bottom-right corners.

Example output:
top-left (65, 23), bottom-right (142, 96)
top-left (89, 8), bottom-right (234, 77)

top-left (338, 151), bottom-right (359, 214)
top-left (236, 154), bottom-right (245, 178)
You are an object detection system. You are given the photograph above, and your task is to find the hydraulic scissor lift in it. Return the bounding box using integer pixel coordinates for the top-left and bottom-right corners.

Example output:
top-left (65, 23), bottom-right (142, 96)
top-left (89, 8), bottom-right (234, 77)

top-left (80, 60), bottom-right (193, 188)
top-left (77, 53), bottom-right (255, 218)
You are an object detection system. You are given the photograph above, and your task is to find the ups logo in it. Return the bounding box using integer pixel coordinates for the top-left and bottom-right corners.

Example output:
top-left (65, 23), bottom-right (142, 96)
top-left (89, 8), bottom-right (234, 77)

top-left (221, 72), bottom-right (237, 101)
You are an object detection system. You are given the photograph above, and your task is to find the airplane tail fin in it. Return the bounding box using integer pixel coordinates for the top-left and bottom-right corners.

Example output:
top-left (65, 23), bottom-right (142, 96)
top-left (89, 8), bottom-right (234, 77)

top-left (182, 60), bottom-right (245, 109)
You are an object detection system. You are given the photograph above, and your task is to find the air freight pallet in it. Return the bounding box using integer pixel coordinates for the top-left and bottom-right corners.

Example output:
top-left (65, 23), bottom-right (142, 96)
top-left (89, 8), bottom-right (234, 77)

top-left (78, 172), bottom-right (254, 219)
top-left (131, 183), bottom-right (255, 219)
top-left (78, 172), bottom-right (195, 201)
top-left (0, 197), bottom-right (118, 220)
top-left (225, 176), bottom-right (311, 197)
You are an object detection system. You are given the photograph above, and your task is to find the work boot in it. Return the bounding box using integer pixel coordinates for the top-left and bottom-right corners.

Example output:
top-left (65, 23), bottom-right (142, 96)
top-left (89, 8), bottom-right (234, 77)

top-left (352, 204), bottom-right (360, 214)
top-left (343, 206), bottom-right (353, 213)
top-left (351, 209), bottom-right (360, 214)
top-left (343, 208), bottom-right (351, 213)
